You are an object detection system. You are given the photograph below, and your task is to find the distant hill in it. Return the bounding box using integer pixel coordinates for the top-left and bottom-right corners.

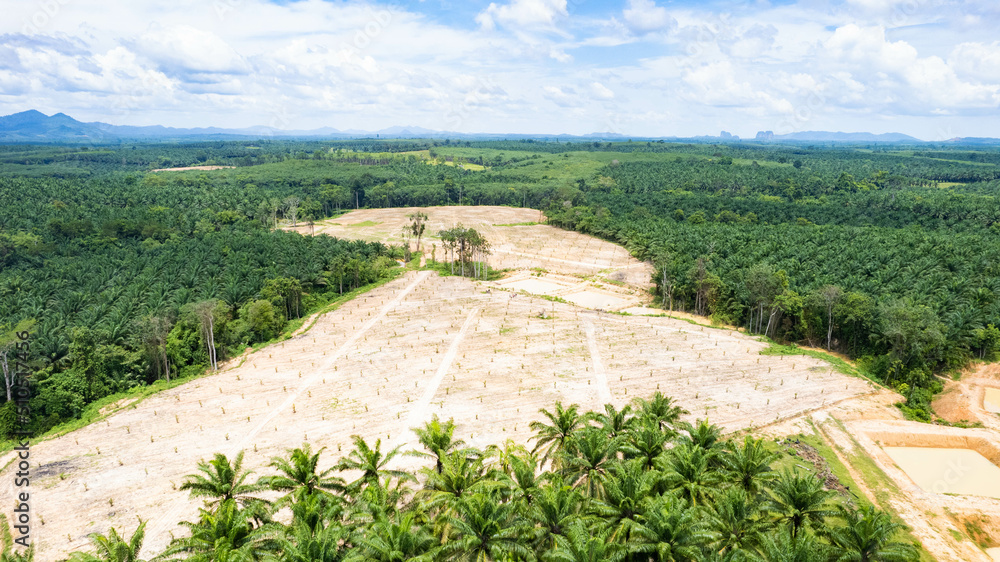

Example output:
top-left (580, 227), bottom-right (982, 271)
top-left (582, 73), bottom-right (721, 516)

top-left (4, 110), bottom-right (991, 145)
top-left (944, 137), bottom-right (1000, 146)
top-left (0, 111), bottom-right (638, 143)
top-left (754, 130), bottom-right (924, 143)
top-left (0, 110), bottom-right (109, 141)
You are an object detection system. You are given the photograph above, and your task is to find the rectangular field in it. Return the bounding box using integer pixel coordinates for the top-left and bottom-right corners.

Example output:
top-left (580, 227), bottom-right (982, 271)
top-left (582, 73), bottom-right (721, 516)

top-left (884, 447), bottom-right (1000, 498)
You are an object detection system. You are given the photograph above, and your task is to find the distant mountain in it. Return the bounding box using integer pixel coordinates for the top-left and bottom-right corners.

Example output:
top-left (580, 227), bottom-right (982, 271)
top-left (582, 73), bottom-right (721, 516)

top-left (944, 137), bottom-right (1000, 145)
top-left (757, 130), bottom-right (923, 142)
top-left (3, 110), bottom-right (976, 145)
top-left (0, 110), bottom-right (107, 141)
top-left (0, 111), bottom-right (630, 143)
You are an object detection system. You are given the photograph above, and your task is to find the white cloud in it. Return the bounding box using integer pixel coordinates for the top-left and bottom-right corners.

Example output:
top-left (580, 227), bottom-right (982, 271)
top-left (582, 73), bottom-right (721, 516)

top-left (134, 25), bottom-right (249, 75)
top-left (721, 23), bottom-right (777, 59)
top-left (822, 24), bottom-right (998, 109)
top-left (681, 60), bottom-right (792, 115)
top-left (476, 0), bottom-right (568, 30)
top-left (950, 41), bottom-right (1000, 83)
top-left (622, 0), bottom-right (676, 35)
top-left (589, 82), bottom-right (615, 100)
top-left (543, 85), bottom-right (579, 107)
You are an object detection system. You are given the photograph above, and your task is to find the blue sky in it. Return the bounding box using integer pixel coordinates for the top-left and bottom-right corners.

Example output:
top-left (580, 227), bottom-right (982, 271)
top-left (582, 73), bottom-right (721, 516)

top-left (1, 0), bottom-right (999, 139)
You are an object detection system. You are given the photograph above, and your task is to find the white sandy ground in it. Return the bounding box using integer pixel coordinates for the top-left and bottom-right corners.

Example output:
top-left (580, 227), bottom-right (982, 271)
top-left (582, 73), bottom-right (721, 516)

top-left (987, 546), bottom-right (1000, 560)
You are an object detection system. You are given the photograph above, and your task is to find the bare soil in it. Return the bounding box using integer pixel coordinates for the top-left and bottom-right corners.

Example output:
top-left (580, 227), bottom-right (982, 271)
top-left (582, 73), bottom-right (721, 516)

top-left (149, 165), bottom-right (235, 172)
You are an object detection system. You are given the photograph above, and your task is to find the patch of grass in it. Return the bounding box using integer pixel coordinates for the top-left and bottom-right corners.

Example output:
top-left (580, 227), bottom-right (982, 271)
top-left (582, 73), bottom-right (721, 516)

top-left (760, 341), bottom-right (872, 381)
top-left (800, 424), bottom-right (871, 508)
top-left (421, 259), bottom-right (506, 281)
top-left (493, 222), bottom-right (540, 227)
top-left (959, 514), bottom-right (997, 549)
top-left (533, 293), bottom-right (569, 305)
top-left (346, 220), bottom-right (382, 228)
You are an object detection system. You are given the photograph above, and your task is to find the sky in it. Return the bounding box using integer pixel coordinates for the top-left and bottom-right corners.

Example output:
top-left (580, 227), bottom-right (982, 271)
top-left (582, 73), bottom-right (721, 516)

top-left (1, 0), bottom-right (999, 139)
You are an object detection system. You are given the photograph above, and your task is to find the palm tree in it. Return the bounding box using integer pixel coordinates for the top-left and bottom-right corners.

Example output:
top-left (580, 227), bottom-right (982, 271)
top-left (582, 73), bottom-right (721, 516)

top-left (410, 415), bottom-right (473, 474)
top-left (545, 521), bottom-right (625, 562)
top-left (559, 427), bottom-right (619, 499)
top-left (347, 512), bottom-right (439, 562)
top-left (621, 419), bottom-right (671, 470)
top-left (350, 475), bottom-right (413, 522)
top-left (710, 488), bottom-right (770, 556)
top-left (590, 403), bottom-right (634, 439)
top-left (418, 453), bottom-right (502, 515)
top-left (528, 481), bottom-right (585, 554)
top-left (722, 436), bottom-right (778, 496)
top-left (68, 521), bottom-right (146, 562)
top-left (768, 470), bottom-right (836, 540)
top-left (632, 392), bottom-right (687, 431)
top-left (180, 451), bottom-right (263, 509)
top-left (658, 443), bottom-right (723, 508)
top-left (632, 495), bottom-right (716, 562)
top-left (159, 500), bottom-right (279, 561)
top-left (442, 493), bottom-right (533, 562)
top-left (0, 514), bottom-right (34, 562)
top-left (676, 419), bottom-right (725, 453)
top-left (336, 435), bottom-right (414, 493)
top-left (487, 439), bottom-right (529, 477)
top-left (828, 505), bottom-right (918, 562)
top-left (591, 459), bottom-right (658, 543)
top-left (286, 492), bottom-right (345, 535)
top-left (530, 402), bottom-right (586, 469)
top-left (259, 444), bottom-right (344, 506)
top-left (270, 517), bottom-right (351, 562)
top-left (752, 531), bottom-right (828, 562)
top-left (501, 451), bottom-right (542, 506)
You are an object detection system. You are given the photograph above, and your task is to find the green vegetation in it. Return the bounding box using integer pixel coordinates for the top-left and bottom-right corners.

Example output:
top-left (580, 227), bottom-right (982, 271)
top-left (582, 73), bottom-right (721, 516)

top-left (6, 138), bottom-right (1000, 433)
top-left (61, 395), bottom-right (924, 561)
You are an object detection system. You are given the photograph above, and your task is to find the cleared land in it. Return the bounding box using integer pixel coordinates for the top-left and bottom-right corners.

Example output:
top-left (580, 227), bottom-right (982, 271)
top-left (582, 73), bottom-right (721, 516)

top-left (292, 206), bottom-right (653, 288)
top-left (149, 165), bottom-right (236, 172)
top-left (0, 206), bottom-right (882, 561)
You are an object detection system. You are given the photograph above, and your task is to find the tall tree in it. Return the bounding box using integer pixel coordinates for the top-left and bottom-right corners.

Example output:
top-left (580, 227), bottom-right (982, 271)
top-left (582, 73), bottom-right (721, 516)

top-left (828, 506), bottom-right (918, 562)
top-left (179, 451), bottom-right (263, 510)
top-left (530, 402), bottom-right (586, 469)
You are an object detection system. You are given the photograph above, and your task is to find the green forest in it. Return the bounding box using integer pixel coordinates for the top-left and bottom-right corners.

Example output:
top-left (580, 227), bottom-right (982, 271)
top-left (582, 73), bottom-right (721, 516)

top-left (34, 396), bottom-right (919, 562)
top-left (3, 138), bottom-right (1000, 434)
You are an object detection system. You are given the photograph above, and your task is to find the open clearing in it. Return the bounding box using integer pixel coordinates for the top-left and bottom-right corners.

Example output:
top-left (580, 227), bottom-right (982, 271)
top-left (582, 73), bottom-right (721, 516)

top-left (0, 206), bottom-right (887, 561)
top-left (292, 206), bottom-right (653, 289)
top-left (148, 165), bottom-right (236, 172)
